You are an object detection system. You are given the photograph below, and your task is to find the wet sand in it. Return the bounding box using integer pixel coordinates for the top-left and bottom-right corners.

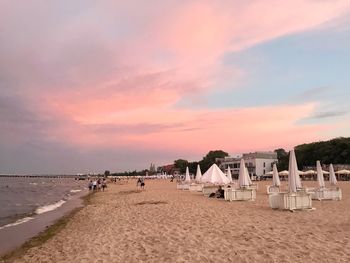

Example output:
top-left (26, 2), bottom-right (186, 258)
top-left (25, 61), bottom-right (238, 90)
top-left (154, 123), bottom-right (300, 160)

top-left (7, 180), bottom-right (350, 262)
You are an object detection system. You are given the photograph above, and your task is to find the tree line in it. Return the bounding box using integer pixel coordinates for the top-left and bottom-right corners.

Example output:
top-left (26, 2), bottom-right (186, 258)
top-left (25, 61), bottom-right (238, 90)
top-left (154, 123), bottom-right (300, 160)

top-left (275, 137), bottom-right (350, 170)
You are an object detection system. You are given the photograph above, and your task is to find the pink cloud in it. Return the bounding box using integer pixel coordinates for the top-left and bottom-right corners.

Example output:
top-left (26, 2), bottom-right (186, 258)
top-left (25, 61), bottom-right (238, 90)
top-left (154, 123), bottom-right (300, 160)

top-left (1, 0), bottom-right (350, 169)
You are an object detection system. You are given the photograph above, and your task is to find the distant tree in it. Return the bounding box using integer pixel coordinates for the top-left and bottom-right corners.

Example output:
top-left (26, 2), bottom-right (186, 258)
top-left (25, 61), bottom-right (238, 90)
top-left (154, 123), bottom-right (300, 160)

top-left (199, 150), bottom-right (229, 172)
top-left (174, 159), bottom-right (189, 174)
top-left (274, 148), bottom-right (289, 171)
top-left (104, 170), bottom-right (110, 177)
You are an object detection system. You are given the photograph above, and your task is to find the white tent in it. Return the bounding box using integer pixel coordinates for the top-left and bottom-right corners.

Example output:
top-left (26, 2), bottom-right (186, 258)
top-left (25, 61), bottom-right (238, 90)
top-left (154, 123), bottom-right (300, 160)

top-left (329, 164), bottom-right (337, 186)
top-left (316, 160), bottom-right (325, 188)
top-left (201, 164), bottom-right (230, 185)
top-left (288, 150), bottom-right (302, 192)
top-left (238, 159), bottom-right (251, 187)
top-left (184, 166), bottom-right (191, 183)
top-left (272, 163), bottom-right (281, 187)
top-left (227, 166), bottom-right (233, 183)
top-left (195, 164), bottom-right (202, 182)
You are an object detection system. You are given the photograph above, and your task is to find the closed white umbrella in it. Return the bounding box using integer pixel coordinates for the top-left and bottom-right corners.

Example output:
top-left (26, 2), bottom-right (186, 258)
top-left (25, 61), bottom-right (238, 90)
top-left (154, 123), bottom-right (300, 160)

top-left (288, 150), bottom-right (302, 192)
top-left (195, 164), bottom-right (202, 182)
top-left (329, 164), bottom-right (337, 186)
top-left (272, 163), bottom-right (281, 187)
top-left (227, 166), bottom-right (233, 183)
top-left (316, 160), bottom-right (325, 188)
top-left (184, 166), bottom-right (191, 183)
top-left (238, 158), bottom-right (250, 187)
top-left (245, 166), bottom-right (252, 185)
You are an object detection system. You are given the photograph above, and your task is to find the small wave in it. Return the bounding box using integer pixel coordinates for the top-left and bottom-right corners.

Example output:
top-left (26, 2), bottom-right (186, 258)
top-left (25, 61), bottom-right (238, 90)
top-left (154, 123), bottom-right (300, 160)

top-left (35, 200), bottom-right (66, 214)
top-left (70, 189), bottom-right (82, 193)
top-left (29, 182), bottom-right (38, 185)
top-left (0, 217), bottom-right (34, 230)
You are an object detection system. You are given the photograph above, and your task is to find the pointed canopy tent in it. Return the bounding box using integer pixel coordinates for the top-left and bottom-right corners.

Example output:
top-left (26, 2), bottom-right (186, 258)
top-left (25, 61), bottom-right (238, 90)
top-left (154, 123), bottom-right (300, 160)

top-left (195, 164), bottom-right (202, 182)
top-left (316, 160), bottom-right (325, 188)
top-left (184, 166), bottom-right (191, 183)
top-left (238, 158), bottom-right (251, 187)
top-left (329, 164), bottom-right (337, 186)
top-left (272, 163), bottom-right (281, 187)
top-left (227, 166), bottom-right (233, 183)
top-left (201, 164), bottom-right (230, 185)
top-left (288, 150), bottom-right (302, 192)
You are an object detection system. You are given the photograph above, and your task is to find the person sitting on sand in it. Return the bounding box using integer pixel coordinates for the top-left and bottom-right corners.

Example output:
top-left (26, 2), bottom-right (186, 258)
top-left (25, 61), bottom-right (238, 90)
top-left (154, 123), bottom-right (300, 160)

top-left (215, 186), bottom-right (224, 198)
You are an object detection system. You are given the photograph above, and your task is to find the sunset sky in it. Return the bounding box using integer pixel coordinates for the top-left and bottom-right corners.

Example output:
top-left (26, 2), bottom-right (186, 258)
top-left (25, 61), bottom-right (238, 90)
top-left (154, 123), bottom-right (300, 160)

top-left (1, 1), bottom-right (350, 174)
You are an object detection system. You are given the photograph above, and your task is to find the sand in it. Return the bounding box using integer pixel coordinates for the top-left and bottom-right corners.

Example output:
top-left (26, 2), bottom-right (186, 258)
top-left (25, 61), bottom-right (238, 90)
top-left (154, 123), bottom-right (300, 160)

top-left (10, 180), bottom-right (350, 263)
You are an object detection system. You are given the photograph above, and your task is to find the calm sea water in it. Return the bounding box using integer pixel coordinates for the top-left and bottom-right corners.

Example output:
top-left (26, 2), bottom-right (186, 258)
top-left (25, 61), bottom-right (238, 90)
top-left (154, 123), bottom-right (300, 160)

top-left (0, 177), bottom-right (87, 227)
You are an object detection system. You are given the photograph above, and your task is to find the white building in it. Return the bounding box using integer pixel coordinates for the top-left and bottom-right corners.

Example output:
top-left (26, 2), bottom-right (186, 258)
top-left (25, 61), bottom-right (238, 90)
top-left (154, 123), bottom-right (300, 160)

top-left (217, 151), bottom-right (278, 179)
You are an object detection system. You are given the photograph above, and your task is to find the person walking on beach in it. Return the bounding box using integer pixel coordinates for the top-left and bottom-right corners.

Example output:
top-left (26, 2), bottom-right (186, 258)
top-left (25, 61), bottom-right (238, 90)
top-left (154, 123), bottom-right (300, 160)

top-left (102, 179), bottom-right (107, 191)
top-left (137, 178), bottom-right (142, 188)
top-left (140, 178), bottom-right (145, 189)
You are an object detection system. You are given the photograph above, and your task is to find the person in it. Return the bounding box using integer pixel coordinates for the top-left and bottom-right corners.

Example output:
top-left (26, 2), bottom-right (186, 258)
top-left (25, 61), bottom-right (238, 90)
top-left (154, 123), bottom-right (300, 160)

top-left (140, 178), bottom-right (145, 189)
top-left (102, 179), bottom-right (107, 191)
top-left (92, 180), bottom-right (97, 191)
top-left (88, 180), bottom-right (93, 191)
top-left (215, 186), bottom-right (224, 198)
top-left (137, 178), bottom-right (142, 188)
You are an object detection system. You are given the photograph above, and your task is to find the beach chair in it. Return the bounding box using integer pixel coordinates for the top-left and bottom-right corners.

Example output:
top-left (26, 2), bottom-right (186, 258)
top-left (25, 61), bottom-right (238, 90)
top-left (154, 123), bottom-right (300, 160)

top-left (266, 185), bottom-right (280, 194)
top-left (176, 183), bottom-right (190, 190)
top-left (189, 183), bottom-right (203, 192)
top-left (310, 187), bottom-right (342, 201)
top-left (224, 187), bottom-right (256, 201)
top-left (269, 190), bottom-right (313, 211)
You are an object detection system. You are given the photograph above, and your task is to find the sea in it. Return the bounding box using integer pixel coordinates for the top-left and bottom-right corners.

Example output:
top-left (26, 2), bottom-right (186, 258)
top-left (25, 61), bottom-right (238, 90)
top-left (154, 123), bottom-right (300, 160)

top-left (0, 176), bottom-right (88, 229)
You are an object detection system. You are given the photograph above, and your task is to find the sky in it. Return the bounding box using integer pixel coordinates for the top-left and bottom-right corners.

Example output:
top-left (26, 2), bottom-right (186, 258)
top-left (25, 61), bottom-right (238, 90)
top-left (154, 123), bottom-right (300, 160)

top-left (1, 0), bottom-right (350, 174)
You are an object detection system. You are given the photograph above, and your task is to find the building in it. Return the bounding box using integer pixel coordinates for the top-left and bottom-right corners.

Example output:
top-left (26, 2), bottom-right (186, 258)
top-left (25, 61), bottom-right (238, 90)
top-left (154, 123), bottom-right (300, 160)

top-left (217, 151), bottom-right (278, 179)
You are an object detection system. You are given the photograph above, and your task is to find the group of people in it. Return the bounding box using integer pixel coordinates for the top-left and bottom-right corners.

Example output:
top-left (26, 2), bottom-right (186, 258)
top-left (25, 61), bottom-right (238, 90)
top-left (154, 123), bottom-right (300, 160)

top-left (136, 178), bottom-right (146, 189)
top-left (88, 178), bottom-right (107, 191)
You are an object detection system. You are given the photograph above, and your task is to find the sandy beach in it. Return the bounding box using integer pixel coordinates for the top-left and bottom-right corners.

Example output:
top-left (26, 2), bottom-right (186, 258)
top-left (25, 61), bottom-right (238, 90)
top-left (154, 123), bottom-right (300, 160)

top-left (6, 179), bottom-right (350, 263)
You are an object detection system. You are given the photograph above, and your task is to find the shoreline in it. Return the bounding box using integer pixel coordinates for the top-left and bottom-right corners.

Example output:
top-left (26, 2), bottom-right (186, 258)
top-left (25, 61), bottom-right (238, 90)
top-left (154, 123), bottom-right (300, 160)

top-left (0, 190), bottom-right (92, 259)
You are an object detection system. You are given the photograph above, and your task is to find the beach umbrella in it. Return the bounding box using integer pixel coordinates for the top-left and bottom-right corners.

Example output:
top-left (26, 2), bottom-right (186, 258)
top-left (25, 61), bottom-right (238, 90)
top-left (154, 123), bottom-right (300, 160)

top-left (316, 160), bottom-right (325, 188)
top-left (195, 164), bottom-right (202, 182)
top-left (227, 166), bottom-right (233, 183)
top-left (302, 170), bottom-right (316, 175)
top-left (238, 158), bottom-right (250, 187)
top-left (272, 163), bottom-right (281, 187)
top-left (288, 149), bottom-right (302, 192)
top-left (335, 169), bottom-right (350, 174)
top-left (184, 166), bottom-right (191, 183)
top-left (245, 166), bottom-right (252, 185)
top-left (200, 164), bottom-right (230, 184)
top-left (279, 170), bottom-right (289, 176)
top-left (329, 164), bottom-right (337, 186)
